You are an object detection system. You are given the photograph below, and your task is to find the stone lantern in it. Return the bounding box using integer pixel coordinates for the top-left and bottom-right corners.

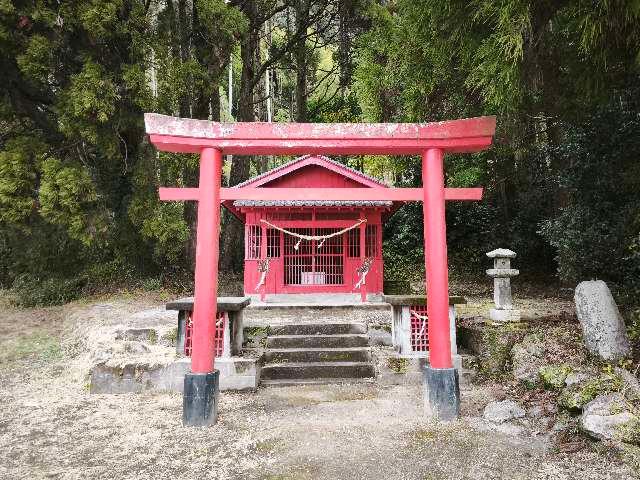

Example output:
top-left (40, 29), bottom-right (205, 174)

top-left (486, 248), bottom-right (520, 322)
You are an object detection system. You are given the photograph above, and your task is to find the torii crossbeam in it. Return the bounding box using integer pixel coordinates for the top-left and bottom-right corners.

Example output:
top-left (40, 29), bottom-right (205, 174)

top-left (145, 113), bottom-right (497, 424)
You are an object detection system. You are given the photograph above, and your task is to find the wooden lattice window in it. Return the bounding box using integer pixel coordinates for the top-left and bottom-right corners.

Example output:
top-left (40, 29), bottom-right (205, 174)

top-left (410, 306), bottom-right (429, 352)
top-left (246, 225), bottom-right (280, 259)
top-left (284, 228), bottom-right (344, 285)
top-left (365, 225), bottom-right (378, 257)
top-left (347, 228), bottom-right (359, 258)
top-left (267, 228), bottom-right (280, 258)
top-left (245, 225), bottom-right (261, 259)
top-left (348, 225), bottom-right (378, 258)
top-left (184, 311), bottom-right (226, 357)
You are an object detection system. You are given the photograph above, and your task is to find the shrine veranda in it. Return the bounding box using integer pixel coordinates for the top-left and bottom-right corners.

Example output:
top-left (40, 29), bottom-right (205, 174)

top-left (145, 113), bottom-right (497, 425)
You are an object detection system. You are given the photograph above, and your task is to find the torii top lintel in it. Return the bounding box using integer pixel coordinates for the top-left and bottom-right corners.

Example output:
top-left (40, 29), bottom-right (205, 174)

top-left (144, 113), bottom-right (497, 156)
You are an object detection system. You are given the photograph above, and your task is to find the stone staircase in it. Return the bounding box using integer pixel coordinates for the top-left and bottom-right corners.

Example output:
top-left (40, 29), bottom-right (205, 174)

top-left (260, 323), bottom-right (376, 386)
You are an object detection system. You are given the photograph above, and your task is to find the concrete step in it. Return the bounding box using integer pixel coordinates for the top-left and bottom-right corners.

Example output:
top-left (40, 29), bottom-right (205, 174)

top-left (261, 378), bottom-right (375, 387)
top-left (264, 347), bottom-right (372, 364)
top-left (261, 361), bottom-right (376, 380)
top-left (269, 323), bottom-right (367, 336)
top-left (266, 334), bottom-right (369, 349)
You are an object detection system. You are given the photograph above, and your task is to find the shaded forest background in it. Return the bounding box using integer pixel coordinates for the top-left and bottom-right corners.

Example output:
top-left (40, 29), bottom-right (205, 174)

top-left (0, 0), bottom-right (639, 312)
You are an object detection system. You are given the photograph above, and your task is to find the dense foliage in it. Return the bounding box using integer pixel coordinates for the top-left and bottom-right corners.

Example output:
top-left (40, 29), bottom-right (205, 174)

top-left (1, 1), bottom-right (639, 306)
top-left (354, 0), bottom-right (640, 293)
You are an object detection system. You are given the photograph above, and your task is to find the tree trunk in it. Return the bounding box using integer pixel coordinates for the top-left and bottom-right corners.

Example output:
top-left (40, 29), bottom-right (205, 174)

top-left (294, 1), bottom-right (310, 123)
top-left (220, 1), bottom-right (259, 273)
top-left (338, 0), bottom-right (353, 95)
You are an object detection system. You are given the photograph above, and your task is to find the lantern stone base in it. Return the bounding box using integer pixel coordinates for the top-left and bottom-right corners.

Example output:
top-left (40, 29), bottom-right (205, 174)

top-left (183, 371), bottom-right (219, 427)
top-left (423, 366), bottom-right (460, 421)
top-left (489, 308), bottom-right (521, 322)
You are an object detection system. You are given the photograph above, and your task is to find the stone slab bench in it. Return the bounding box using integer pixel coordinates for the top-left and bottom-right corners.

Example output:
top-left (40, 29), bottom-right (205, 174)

top-left (166, 296), bottom-right (251, 358)
top-left (382, 295), bottom-right (466, 357)
top-left (166, 296), bottom-right (258, 391)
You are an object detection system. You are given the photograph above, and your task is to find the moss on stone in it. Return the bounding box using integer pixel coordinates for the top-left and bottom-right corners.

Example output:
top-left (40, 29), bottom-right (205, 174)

top-left (558, 372), bottom-right (624, 413)
top-left (539, 364), bottom-right (572, 391)
top-left (268, 353), bottom-right (289, 364)
top-left (164, 327), bottom-right (177, 344)
top-left (387, 357), bottom-right (409, 374)
top-left (466, 322), bottom-right (528, 379)
top-left (620, 444), bottom-right (640, 472)
top-left (617, 416), bottom-right (640, 445)
top-left (245, 326), bottom-right (271, 337)
top-left (319, 352), bottom-right (351, 361)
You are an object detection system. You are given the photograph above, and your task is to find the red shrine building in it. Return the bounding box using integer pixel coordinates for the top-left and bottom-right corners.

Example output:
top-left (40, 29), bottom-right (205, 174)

top-left (222, 155), bottom-right (402, 301)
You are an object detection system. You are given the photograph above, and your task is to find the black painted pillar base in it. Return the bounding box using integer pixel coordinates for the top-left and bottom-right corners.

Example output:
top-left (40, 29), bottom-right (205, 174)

top-left (423, 365), bottom-right (460, 421)
top-left (183, 370), bottom-right (219, 426)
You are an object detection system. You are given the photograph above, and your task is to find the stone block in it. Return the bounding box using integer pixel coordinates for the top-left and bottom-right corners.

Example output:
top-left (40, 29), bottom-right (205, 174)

top-left (458, 318), bottom-right (527, 378)
top-left (215, 357), bottom-right (260, 390)
top-left (483, 400), bottom-right (525, 423)
top-left (574, 280), bottom-right (631, 361)
top-left (377, 352), bottom-right (464, 386)
top-left (490, 308), bottom-right (521, 322)
top-left (90, 357), bottom-right (191, 394)
top-left (580, 393), bottom-right (638, 442)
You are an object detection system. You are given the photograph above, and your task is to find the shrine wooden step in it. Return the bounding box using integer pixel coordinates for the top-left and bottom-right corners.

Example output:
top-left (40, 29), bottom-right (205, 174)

top-left (268, 323), bottom-right (366, 336)
top-left (266, 334), bottom-right (369, 349)
top-left (260, 361), bottom-right (375, 380)
top-left (264, 347), bottom-right (372, 364)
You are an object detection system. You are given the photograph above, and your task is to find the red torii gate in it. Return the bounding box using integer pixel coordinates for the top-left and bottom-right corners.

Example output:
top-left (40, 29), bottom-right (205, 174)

top-left (145, 113), bottom-right (496, 424)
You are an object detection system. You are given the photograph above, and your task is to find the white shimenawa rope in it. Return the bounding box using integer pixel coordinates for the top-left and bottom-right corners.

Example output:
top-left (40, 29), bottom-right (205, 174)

top-left (354, 257), bottom-right (373, 289)
top-left (255, 271), bottom-right (267, 291)
top-left (255, 259), bottom-right (270, 291)
top-left (354, 269), bottom-right (368, 289)
top-left (410, 309), bottom-right (428, 338)
top-left (260, 218), bottom-right (367, 250)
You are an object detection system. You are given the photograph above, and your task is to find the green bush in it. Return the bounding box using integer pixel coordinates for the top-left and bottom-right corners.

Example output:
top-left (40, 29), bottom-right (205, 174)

top-left (539, 102), bottom-right (640, 292)
top-left (11, 273), bottom-right (87, 307)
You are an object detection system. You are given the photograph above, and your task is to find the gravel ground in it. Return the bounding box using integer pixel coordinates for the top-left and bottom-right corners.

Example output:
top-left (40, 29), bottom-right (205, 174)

top-left (0, 293), bottom-right (636, 480)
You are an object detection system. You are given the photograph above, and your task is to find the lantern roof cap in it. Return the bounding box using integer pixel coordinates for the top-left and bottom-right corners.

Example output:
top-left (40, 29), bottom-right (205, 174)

top-left (486, 248), bottom-right (517, 258)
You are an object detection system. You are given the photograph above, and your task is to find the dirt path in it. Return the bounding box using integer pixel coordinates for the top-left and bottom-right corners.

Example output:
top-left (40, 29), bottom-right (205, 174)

top-left (0, 294), bottom-right (635, 480)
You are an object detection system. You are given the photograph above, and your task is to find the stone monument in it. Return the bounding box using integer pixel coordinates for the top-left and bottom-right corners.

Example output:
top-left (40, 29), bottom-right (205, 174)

top-left (486, 248), bottom-right (520, 322)
top-left (574, 280), bottom-right (631, 360)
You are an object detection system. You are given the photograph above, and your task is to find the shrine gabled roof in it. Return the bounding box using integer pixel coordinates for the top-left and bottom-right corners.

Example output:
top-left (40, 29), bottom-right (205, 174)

top-left (224, 154), bottom-right (399, 219)
top-left (232, 154), bottom-right (389, 189)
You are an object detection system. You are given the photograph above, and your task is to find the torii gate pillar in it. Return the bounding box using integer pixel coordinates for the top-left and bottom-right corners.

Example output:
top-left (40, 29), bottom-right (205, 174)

top-left (422, 148), bottom-right (459, 419)
top-left (183, 147), bottom-right (223, 426)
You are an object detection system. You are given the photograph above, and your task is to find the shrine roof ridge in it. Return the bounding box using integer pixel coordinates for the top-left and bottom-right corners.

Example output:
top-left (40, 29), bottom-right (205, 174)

top-left (232, 155), bottom-right (388, 189)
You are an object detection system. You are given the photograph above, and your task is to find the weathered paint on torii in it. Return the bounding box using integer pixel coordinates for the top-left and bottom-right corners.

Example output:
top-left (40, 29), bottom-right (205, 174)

top-left (144, 113), bottom-right (496, 421)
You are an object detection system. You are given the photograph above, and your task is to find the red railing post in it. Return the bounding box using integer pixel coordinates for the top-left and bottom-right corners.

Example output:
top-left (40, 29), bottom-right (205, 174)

top-left (190, 147), bottom-right (223, 373)
top-left (422, 148), bottom-right (452, 369)
top-left (359, 211), bottom-right (367, 302)
top-left (260, 224), bottom-right (267, 301)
